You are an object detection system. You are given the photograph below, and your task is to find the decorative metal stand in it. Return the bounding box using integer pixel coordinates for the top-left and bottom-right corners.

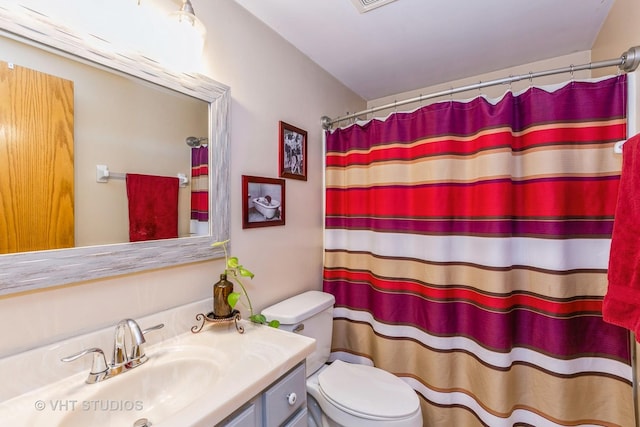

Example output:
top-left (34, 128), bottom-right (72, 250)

top-left (191, 310), bottom-right (244, 334)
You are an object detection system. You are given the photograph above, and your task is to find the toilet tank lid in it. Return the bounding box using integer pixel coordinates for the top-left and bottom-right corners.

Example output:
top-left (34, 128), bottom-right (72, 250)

top-left (261, 291), bottom-right (335, 325)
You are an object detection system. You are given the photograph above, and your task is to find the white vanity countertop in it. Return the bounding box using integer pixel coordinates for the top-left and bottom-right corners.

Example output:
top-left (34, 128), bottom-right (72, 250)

top-left (0, 300), bottom-right (315, 427)
top-left (163, 321), bottom-right (315, 426)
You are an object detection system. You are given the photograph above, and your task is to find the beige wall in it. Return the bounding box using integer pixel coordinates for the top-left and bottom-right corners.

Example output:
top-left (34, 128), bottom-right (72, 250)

top-left (591, 0), bottom-right (640, 138)
top-left (0, 0), bottom-right (365, 358)
top-left (592, 0), bottom-right (640, 73)
top-left (592, 0), bottom-right (640, 136)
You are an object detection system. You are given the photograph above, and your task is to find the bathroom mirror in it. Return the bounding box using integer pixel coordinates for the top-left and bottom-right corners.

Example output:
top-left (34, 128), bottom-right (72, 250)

top-left (0, 5), bottom-right (230, 295)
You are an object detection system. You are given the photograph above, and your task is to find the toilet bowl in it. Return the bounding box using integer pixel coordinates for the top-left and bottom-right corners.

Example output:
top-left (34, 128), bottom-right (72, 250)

top-left (307, 361), bottom-right (422, 427)
top-left (262, 291), bottom-right (423, 427)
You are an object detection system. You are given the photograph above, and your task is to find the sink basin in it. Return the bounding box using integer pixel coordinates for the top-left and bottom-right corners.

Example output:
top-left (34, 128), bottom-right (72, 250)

top-left (56, 346), bottom-right (223, 426)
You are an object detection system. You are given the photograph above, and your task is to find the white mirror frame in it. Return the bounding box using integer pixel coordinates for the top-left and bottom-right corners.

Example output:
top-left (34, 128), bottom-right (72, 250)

top-left (0, 5), bottom-right (230, 295)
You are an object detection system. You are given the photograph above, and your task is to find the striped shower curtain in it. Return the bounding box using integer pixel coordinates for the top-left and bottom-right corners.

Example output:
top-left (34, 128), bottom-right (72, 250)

top-left (190, 145), bottom-right (209, 235)
top-left (323, 75), bottom-right (634, 426)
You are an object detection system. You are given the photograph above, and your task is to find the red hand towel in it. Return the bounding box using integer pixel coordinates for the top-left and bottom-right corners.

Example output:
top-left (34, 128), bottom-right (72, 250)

top-left (603, 133), bottom-right (640, 337)
top-left (126, 174), bottom-right (179, 242)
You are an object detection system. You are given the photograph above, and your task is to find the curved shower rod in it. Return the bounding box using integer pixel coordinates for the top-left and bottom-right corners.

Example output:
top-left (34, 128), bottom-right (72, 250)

top-left (321, 46), bottom-right (640, 130)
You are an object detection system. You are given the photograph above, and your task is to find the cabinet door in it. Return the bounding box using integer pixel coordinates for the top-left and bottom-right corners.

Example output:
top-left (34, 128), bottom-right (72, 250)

top-left (283, 408), bottom-right (307, 427)
top-left (218, 401), bottom-right (259, 427)
top-left (264, 363), bottom-right (306, 426)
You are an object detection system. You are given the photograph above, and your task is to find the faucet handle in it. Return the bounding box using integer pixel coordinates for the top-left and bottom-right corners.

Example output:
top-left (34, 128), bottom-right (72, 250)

top-left (61, 347), bottom-right (108, 374)
top-left (142, 323), bottom-right (165, 335)
top-left (130, 323), bottom-right (164, 361)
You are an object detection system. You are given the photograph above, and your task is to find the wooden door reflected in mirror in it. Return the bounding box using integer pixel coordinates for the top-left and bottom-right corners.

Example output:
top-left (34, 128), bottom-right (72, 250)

top-left (0, 61), bottom-right (74, 254)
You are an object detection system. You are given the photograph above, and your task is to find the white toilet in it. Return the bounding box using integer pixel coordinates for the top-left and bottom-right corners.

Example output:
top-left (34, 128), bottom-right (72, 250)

top-left (262, 291), bottom-right (423, 427)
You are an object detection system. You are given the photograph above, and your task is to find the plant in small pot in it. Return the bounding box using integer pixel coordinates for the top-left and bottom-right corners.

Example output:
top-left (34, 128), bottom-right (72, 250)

top-left (212, 240), bottom-right (280, 328)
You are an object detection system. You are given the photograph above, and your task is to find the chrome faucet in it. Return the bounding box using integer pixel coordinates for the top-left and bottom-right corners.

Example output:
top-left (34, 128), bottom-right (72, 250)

top-left (61, 319), bottom-right (164, 384)
top-left (113, 318), bottom-right (146, 368)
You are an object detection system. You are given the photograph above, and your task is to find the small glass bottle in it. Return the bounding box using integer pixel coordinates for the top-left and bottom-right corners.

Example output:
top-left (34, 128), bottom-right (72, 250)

top-left (213, 273), bottom-right (234, 318)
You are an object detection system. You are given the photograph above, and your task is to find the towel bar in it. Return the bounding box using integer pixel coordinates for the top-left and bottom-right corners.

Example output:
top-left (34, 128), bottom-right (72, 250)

top-left (96, 164), bottom-right (189, 187)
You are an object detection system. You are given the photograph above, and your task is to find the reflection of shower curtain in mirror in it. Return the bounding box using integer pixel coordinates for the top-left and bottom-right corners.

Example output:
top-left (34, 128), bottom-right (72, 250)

top-left (323, 75), bottom-right (634, 426)
top-left (190, 146), bottom-right (208, 236)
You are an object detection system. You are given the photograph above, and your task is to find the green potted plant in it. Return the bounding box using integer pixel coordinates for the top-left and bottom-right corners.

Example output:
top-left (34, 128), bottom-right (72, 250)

top-left (212, 240), bottom-right (279, 328)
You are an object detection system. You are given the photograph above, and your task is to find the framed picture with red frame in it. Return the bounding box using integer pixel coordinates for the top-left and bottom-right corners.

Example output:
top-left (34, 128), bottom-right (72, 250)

top-left (278, 121), bottom-right (307, 181)
top-left (242, 175), bottom-right (285, 229)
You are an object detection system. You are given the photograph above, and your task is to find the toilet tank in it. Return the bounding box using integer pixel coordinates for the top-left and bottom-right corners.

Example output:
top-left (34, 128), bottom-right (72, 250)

top-left (261, 291), bottom-right (335, 376)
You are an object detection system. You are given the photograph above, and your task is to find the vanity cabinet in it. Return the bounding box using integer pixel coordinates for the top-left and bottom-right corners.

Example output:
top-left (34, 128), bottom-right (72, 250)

top-left (218, 362), bottom-right (307, 427)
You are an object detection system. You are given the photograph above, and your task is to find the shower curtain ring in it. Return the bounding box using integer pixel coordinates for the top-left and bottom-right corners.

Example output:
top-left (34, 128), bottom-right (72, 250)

top-left (341, 112), bottom-right (349, 128)
top-left (528, 72), bottom-right (533, 88)
top-left (570, 64), bottom-right (575, 80)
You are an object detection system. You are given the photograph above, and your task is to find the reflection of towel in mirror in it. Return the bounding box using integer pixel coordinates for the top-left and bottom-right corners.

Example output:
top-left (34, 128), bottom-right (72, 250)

top-left (126, 174), bottom-right (179, 242)
top-left (604, 133), bottom-right (640, 338)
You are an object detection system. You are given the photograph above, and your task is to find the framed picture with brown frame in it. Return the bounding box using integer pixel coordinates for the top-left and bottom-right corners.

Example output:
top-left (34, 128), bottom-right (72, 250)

top-left (278, 121), bottom-right (307, 181)
top-left (242, 175), bottom-right (286, 229)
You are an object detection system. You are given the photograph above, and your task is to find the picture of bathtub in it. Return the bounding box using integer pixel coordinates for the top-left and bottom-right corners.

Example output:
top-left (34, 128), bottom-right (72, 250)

top-left (242, 175), bottom-right (285, 229)
top-left (252, 196), bottom-right (281, 219)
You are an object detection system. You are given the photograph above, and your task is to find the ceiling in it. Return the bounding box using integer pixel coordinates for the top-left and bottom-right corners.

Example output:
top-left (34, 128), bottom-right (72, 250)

top-left (232, 0), bottom-right (615, 100)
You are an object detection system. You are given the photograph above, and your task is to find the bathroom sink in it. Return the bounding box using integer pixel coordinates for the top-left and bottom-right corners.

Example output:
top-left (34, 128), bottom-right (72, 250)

top-left (0, 345), bottom-right (224, 427)
top-left (0, 318), bottom-right (315, 427)
top-left (56, 346), bottom-right (224, 426)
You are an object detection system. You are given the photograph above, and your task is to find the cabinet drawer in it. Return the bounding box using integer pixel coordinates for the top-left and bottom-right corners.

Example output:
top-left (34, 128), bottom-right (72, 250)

top-left (264, 363), bottom-right (306, 426)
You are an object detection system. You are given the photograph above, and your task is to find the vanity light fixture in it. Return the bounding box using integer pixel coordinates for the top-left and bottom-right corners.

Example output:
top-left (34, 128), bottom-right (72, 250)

top-left (170, 0), bottom-right (206, 37)
top-left (167, 0), bottom-right (207, 71)
top-left (350, 0), bottom-right (398, 13)
top-left (176, 0), bottom-right (197, 19)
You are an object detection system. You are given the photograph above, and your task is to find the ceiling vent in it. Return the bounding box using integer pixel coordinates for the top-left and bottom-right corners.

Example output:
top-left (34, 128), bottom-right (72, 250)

top-left (350, 0), bottom-right (398, 13)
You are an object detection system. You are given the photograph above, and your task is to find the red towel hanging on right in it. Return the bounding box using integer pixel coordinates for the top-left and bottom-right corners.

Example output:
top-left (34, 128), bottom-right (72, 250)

top-left (126, 173), bottom-right (179, 242)
top-left (604, 133), bottom-right (640, 338)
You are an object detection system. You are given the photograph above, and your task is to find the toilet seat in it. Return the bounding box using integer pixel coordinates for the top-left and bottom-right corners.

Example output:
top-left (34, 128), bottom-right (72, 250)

top-left (317, 360), bottom-right (420, 421)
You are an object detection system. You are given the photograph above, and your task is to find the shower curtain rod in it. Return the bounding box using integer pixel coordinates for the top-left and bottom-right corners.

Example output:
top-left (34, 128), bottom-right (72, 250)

top-left (321, 46), bottom-right (640, 130)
